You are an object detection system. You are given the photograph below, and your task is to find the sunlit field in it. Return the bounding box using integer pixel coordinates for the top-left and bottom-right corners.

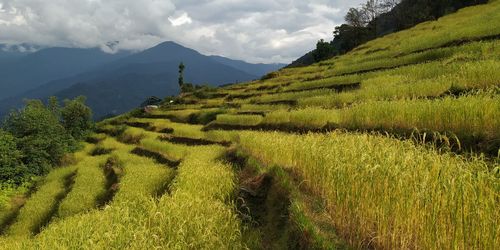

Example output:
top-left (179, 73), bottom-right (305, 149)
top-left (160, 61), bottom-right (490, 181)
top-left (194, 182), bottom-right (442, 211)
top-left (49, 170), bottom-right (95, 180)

top-left (1, 1), bottom-right (499, 249)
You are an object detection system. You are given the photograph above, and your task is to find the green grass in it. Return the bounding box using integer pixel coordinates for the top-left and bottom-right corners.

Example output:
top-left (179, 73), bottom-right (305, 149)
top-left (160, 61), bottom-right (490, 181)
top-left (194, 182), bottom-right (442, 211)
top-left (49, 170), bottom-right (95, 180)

top-left (101, 137), bottom-right (175, 203)
top-left (117, 126), bottom-right (145, 143)
top-left (204, 130), bottom-right (238, 143)
top-left (149, 109), bottom-right (201, 122)
top-left (262, 107), bottom-right (340, 129)
top-left (215, 93), bottom-right (500, 150)
top-left (239, 104), bottom-right (289, 112)
top-left (142, 146), bottom-right (242, 248)
top-left (237, 130), bottom-right (500, 249)
top-left (0, 143), bottom-right (244, 249)
top-left (0, 185), bottom-right (26, 214)
top-left (6, 166), bottom-right (77, 237)
top-left (236, 9), bottom-right (500, 94)
top-left (56, 154), bottom-right (109, 219)
top-left (330, 1), bottom-right (500, 67)
top-left (132, 118), bottom-right (205, 139)
top-left (340, 93), bottom-right (500, 143)
top-left (324, 38), bottom-right (500, 77)
top-left (0, 183), bottom-right (31, 232)
top-left (2, 2), bottom-right (500, 249)
top-left (298, 59), bottom-right (500, 108)
top-left (249, 89), bottom-right (333, 105)
top-left (140, 137), bottom-right (188, 160)
top-left (215, 114), bottom-right (264, 126)
top-left (131, 118), bottom-right (236, 144)
top-left (283, 73), bottom-right (362, 92)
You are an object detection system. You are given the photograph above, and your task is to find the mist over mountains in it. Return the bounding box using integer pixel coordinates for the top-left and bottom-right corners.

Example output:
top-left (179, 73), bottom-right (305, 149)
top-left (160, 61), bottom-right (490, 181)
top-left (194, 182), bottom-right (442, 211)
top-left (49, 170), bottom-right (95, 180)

top-left (0, 42), bottom-right (285, 119)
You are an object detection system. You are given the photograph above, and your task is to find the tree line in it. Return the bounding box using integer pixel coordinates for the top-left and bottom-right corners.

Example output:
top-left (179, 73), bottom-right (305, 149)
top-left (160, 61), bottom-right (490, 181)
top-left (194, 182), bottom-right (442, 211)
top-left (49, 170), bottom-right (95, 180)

top-left (290, 0), bottom-right (488, 66)
top-left (0, 96), bottom-right (93, 185)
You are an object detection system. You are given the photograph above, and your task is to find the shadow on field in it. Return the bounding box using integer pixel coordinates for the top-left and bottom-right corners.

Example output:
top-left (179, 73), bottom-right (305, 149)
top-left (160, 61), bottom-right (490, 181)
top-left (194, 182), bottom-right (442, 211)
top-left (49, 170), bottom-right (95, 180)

top-left (223, 149), bottom-right (313, 249)
top-left (96, 157), bottom-right (123, 208)
top-left (89, 146), bottom-right (114, 156)
top-left (158, 135), bottom-right (231, 147)
top-left (128, 148), bottom-right (179, 197)
top-left (0, 195), bottom-right (29, 235)
top-left (222, 148), bottom-right (351, 249)
top-left (130, 147), bottom-right (181, 169)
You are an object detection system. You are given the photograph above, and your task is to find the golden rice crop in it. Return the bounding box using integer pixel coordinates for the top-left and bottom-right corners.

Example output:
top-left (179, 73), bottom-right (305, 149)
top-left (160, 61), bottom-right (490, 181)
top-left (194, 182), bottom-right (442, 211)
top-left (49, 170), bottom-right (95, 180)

top-left (237, 130), bottom-right (500, 249)
top-left (56, 155), bottom-right (109, 219)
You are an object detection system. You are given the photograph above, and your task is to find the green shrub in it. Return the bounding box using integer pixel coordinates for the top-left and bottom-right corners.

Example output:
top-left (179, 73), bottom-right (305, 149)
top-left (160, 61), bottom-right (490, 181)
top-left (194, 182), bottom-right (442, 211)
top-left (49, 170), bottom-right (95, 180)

top-left (0, 130), bottom-right (27, 184)
top-left (4, 100), bottom-right (76, 177)
top-left (61, 96), bottom-right (94, 140)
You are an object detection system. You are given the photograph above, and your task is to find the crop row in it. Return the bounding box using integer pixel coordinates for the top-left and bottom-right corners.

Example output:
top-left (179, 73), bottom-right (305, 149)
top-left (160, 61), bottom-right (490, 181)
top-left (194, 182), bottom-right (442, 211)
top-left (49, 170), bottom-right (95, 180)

top-left (236, 130), bottom-right (500, 249)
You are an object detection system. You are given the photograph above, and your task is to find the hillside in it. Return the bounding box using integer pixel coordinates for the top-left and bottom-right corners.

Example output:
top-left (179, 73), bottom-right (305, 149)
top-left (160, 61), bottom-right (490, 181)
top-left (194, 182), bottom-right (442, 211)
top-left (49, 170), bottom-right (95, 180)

top-left (288, 0), bottom-right (490, 68)
top-left (0, 42), bottom-right (283, 119)
top-left (0, 46), bottom-right (31, 64)
top-left (0, 1), bottom-right (499, 249)
top-left (0, 47), bottom-right (130, 100)
top-left (209, 55), bottom-right (286, 77)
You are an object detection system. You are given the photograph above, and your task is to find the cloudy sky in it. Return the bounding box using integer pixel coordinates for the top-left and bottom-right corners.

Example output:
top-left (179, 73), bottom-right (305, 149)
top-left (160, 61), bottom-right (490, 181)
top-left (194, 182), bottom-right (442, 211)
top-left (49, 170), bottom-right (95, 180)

top-left (0, 0), bottom-right (365, 63)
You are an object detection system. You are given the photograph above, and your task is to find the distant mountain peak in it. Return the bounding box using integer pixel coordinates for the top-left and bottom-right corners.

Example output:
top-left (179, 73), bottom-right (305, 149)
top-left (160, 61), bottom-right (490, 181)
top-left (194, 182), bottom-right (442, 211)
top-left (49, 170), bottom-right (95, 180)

top-left (0, 41), bottom-right (283, 120)
top-left (151, 41), bottom-right (189, 50)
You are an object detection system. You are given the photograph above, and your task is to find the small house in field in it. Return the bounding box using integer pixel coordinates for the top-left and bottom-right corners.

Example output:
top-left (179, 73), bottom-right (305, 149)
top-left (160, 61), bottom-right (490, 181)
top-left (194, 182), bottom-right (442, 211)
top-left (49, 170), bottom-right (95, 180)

top-left (140, 96), bottom-right (162, 107)
top-left (140, 96), bottom-right (162, 113)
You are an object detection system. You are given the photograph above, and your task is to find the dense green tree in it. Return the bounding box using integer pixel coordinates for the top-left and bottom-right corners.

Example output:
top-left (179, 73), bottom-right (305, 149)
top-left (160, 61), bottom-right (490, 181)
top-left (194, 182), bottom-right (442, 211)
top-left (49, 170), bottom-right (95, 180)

top-left (48, 96), bottom-right (60, 116)
top-left (4, 100), bottom-right (75, 176)
top-left (60, 96), bottom-right (93, 140)
top-left (0, 130), bottom-right (28, 184)
top-left (332, 24), bottom-right (371, 54)
top-left (313, 39), bottom-right (336, 62)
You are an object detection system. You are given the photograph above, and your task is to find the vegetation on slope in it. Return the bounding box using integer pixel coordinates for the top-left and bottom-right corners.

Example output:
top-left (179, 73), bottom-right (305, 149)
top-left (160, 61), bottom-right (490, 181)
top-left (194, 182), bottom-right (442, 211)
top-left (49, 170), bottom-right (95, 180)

top-left (237, 131), bottom-right (499, 249)
top-left (290, 0), bottom-right (490, 67)
top-left (0, 134), bottom-right (244, 249)
top-left (118, 2), bottom-right (499, 248)
top-left (0, 97), bottom-right (93, 185)
top-left (0, 1), bottom-right (499, 249)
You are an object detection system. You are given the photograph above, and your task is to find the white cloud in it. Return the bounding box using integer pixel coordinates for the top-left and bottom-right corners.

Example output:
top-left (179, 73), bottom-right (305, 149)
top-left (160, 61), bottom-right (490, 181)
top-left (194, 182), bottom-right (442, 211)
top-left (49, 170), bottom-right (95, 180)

top-left (0, 0), bottom-right (365, 63)
top-left (169, 12), bottom-right (192, 27)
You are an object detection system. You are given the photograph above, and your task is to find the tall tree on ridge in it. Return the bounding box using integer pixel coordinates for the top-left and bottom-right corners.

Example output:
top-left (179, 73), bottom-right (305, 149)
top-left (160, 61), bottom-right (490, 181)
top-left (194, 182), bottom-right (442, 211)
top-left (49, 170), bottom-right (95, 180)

top-left (178, 62), bottom-right (185, 88)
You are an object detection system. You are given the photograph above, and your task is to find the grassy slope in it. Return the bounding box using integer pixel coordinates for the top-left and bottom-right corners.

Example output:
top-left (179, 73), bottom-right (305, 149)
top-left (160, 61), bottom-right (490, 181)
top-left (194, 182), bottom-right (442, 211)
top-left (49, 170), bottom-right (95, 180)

top-left (141, 2), bottom-right (500, 248)
top-left (172, 2), bottom-right (500, 154)
top-left (0, 2), bottom-right (499, 249)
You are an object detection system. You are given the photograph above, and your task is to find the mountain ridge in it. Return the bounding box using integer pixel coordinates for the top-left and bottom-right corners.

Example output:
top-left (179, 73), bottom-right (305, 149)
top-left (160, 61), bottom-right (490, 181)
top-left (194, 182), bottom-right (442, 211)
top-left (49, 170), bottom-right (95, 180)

top-left (0, 41), bottom-right (284, 119)
top-left (0, 47), bottom-right (130, 99)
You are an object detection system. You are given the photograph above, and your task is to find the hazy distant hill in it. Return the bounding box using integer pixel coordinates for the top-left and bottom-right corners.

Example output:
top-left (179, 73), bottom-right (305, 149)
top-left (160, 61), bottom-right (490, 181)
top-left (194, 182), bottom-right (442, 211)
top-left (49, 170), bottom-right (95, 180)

top-left (0, 44), bottom-right (41, 64)
top-left (0, 50), bottom-right (28, 64)
top-left (0, 42), bottom-right (282, 119)
top-left (0, 47), bottom-right (129, 99)
top-left (209, 55), bottom-right (285, 77)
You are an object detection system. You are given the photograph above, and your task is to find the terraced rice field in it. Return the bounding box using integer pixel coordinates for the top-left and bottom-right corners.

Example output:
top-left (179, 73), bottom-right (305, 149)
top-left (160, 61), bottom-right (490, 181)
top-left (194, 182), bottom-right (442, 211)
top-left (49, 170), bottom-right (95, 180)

top-left (0, 2), bottom-right (499, 249)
